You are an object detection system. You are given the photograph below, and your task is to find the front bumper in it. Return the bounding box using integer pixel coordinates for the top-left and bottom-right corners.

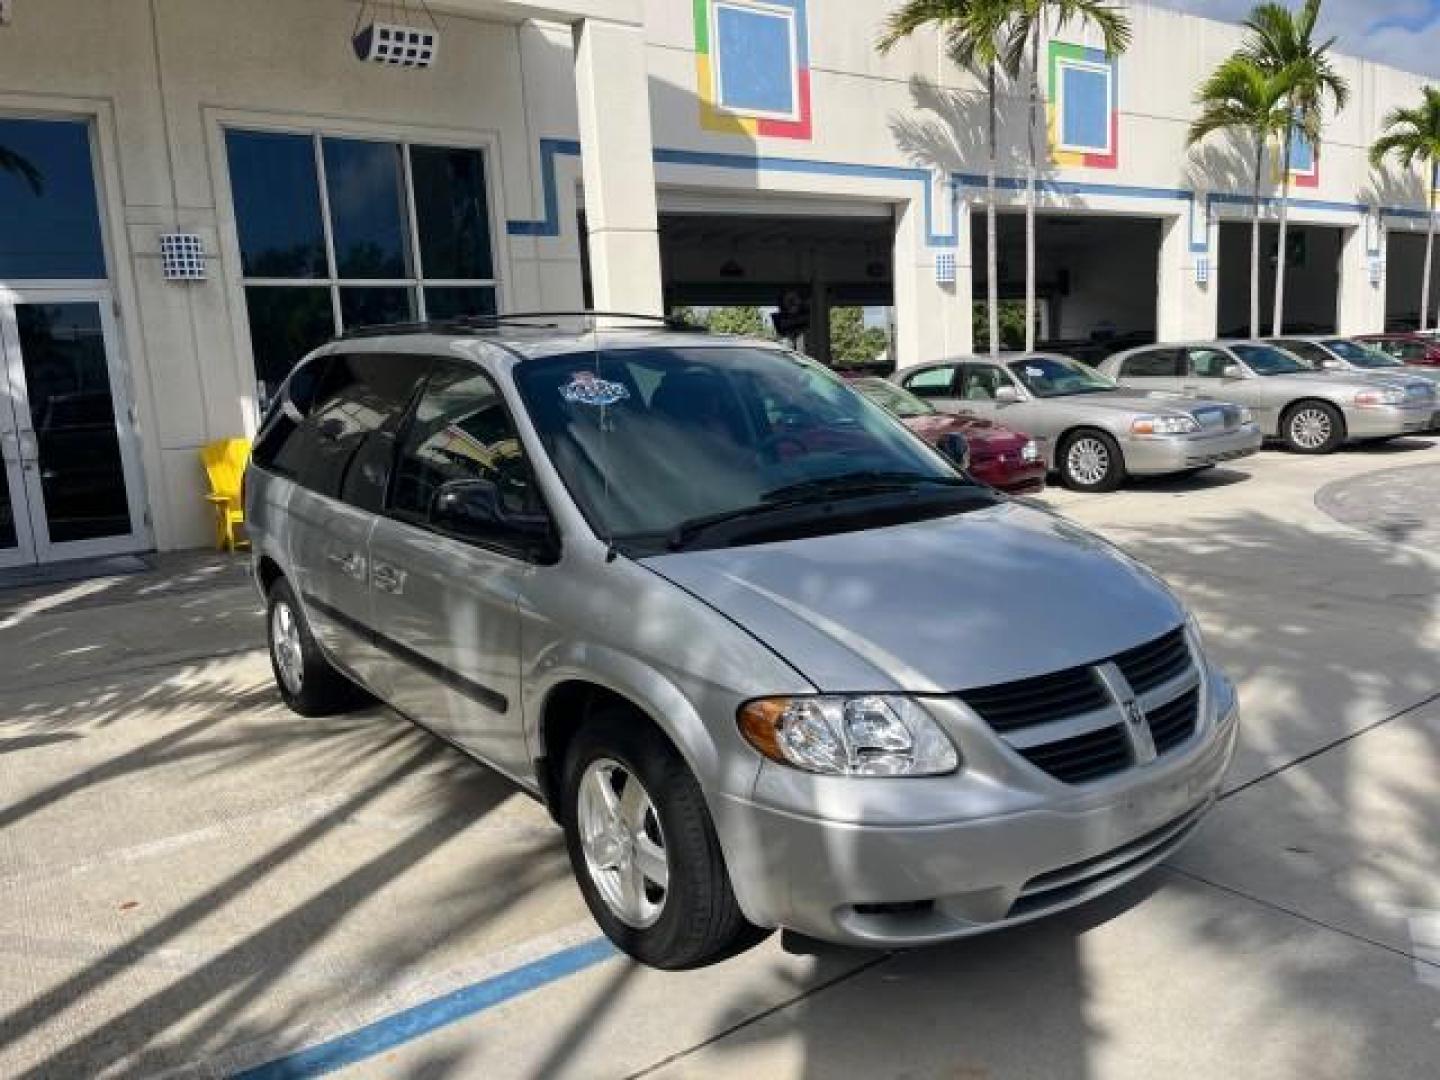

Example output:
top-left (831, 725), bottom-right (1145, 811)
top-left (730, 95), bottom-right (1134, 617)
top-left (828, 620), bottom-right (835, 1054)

top-left (1122, 424), bottom-right (1263, 475)
top-left (711, 670), bottom-right (1240, 946)
top-left (1343, 402), bottom-right (1438, 438)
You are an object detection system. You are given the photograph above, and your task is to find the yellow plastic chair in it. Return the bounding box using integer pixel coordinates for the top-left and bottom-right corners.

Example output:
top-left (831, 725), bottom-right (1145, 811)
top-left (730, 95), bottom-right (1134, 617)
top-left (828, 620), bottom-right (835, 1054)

top-left (201, 437), bottom-right (252, 552)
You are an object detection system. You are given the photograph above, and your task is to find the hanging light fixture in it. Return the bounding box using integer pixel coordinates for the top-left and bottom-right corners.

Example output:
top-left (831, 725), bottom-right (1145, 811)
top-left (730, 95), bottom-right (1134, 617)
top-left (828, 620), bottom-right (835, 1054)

top-left (353, 1), bottom-right (440, 69)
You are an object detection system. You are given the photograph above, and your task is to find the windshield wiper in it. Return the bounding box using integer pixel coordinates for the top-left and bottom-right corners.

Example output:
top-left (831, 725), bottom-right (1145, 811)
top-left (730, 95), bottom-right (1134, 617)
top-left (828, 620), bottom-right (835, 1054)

top-left (666, 474), bottom-right (973, 552)
top-left (761, 471), bottom-right (969, 503)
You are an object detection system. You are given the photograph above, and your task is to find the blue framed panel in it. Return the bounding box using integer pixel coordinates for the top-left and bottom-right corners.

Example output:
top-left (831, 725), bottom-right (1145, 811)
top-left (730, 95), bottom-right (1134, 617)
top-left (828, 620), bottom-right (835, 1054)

top-left (712, 1), bottom-right (800, 119)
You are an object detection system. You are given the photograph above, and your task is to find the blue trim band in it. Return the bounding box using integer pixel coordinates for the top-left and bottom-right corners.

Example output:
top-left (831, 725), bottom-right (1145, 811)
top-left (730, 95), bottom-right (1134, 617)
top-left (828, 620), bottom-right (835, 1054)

top-left (233, 937), bottom-right (617, 1079)
top-left (504, 137), bottom-right (1433, 255)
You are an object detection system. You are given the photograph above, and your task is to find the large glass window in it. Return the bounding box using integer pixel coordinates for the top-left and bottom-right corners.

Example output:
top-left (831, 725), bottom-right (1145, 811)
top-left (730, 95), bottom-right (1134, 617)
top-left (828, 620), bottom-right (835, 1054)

top-left (226, 129), bottom-right (500, 402)
top-left (0, 118), bottom-right (106, 279)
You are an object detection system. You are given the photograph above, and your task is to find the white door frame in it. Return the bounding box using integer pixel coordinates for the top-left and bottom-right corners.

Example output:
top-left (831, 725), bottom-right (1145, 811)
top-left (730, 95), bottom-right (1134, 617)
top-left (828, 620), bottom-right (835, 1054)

top-left (0, 287), bottom-right (151, 565)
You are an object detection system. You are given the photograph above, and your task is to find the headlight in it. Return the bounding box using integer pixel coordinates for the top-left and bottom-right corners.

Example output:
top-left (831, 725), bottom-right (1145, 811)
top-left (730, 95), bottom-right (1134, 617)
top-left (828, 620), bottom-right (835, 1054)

top-left (1131, 414), bottom-right (1200, 435)
top-left (1354, 388), bottom-right (1406, 406)
top-left (738, 695), bottom-right (959, 777)
top-left (1020, 439), bottom-right (1040, 462)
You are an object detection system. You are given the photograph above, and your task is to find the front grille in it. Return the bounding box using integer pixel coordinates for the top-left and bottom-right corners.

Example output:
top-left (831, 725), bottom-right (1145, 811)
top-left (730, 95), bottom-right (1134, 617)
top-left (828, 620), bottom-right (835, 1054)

top-left (1112, 627), bottom-right (1192, 694)
top-left (1406, 383), bottom-right (1436, 402)
top-left (960, 667), bottom-right (1109, 734)
top-left (1147, 686), bottom-right (1199, 755)
top-left (959, 624), bottom-right (1200, 786)
top-left (1015, 724), bottom-right (1132, 784)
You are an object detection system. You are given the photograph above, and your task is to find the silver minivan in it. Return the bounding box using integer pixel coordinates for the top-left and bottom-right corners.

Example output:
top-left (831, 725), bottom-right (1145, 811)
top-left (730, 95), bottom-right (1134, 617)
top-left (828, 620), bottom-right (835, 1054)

top-left (246, 317), bottom-right (1240, 968)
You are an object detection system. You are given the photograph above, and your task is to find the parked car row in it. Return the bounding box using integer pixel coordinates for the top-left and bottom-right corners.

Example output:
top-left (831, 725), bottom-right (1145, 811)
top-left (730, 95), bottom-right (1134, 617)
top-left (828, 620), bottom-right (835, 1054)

top-left (883, 337), bottom-right (1437, 492)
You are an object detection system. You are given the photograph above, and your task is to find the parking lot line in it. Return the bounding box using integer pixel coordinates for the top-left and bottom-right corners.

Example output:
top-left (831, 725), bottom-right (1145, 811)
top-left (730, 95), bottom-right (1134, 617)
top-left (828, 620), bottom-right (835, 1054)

top-left (233, 937), bottom-right (617, 1080)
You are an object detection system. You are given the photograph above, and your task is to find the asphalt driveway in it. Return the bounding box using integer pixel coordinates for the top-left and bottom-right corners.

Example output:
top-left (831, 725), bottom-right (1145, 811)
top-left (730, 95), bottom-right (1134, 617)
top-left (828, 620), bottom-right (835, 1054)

top-left (1, 439), bottom-right (1438, 1079)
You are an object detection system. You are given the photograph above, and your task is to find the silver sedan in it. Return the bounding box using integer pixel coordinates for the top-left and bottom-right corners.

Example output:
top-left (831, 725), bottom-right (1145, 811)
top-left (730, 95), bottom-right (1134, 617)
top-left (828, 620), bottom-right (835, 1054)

top-left (893, 354), bottom-right (1262, 491)
top-left (1103, 341), bottom-right (1439, 453)
top-left (1266, 336), bottom-right (1440, 393)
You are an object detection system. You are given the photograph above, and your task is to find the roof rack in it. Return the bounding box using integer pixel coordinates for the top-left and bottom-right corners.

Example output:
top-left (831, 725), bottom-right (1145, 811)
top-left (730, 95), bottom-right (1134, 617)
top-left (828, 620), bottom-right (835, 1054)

top-left (338, 311), bottom-right (704, 340)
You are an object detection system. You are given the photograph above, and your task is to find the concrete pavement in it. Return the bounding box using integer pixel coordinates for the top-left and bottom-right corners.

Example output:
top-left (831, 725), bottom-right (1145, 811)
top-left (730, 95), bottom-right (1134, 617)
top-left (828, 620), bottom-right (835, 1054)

top-left (1, 440), bottom-right (1437, 1078)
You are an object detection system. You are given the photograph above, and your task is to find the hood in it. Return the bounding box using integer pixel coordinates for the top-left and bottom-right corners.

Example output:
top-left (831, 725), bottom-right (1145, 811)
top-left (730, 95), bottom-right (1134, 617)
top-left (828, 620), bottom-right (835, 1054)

top-left (904, 413), bottom-right (1028, 451)
top-left (641, 502), bottom-right (1185, 694)
top-left (1048, 389), bottom-right (1216, 417)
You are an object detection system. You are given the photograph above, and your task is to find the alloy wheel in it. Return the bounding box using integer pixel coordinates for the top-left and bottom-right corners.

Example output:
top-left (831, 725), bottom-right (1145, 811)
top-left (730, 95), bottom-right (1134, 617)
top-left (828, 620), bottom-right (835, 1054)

top-left (1066, 436), bottom-right (1110, 487)
top-left (1290, 407), bottom-right (1333, 450)
top-left (271, 601), bottom-right (304, 695)
top-left (577, 758), bottom-right (669, 928)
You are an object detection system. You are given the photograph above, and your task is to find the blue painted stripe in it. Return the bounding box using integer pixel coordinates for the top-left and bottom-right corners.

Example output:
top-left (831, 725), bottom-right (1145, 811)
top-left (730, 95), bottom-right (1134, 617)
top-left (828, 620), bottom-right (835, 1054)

top-left (233, 937), bottom-right (617, 1080)
top-left (502, 136), bottom-right (1433, 253)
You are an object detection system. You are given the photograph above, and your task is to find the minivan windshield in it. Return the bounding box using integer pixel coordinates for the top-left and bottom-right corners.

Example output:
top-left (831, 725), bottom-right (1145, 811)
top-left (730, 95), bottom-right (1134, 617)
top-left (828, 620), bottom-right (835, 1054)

top-left (1006, 355), bottom-right (1116, 397)
top-left (514, 346), bottom-right (988, 553)
top-left (1323, 339), bottom-right (1401, 368)
top-left (1232, 344), bottom-right (1306, 375)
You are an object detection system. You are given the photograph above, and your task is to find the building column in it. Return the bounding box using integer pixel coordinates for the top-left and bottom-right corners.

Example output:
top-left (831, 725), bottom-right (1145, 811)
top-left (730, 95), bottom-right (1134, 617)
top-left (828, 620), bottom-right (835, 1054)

top-left (893, 195), bottom-right (971, 370)
top-left (573, 18), bottom-right (662, 317)
top-left (1157, 209), bottom-right (1216, 341)
top-left (1337, 217), bottom-right (1383, 335)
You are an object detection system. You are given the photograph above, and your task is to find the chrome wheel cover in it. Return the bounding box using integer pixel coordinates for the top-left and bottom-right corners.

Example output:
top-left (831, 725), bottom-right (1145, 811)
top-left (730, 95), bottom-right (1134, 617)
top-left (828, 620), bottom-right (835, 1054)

top-left (577, 758), bottom-right (668, 928)
top-left (1066, 437), bottom-right (1111, 486)
top-left (271, 601), bottom-right (304, 695)
top-left (1290, 408), bottom-right (1332, 450)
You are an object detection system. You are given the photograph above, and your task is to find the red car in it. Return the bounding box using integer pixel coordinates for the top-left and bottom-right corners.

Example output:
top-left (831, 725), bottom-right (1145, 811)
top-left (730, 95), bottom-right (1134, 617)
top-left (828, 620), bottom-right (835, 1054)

top-left (1356, 333), bottom-right (1440, 367)
top-left (851, 377), bottom-right (1046, 494)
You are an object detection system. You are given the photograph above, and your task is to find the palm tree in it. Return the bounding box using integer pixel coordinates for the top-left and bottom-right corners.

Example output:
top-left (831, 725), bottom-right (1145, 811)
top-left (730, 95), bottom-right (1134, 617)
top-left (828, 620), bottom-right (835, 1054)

top-left (1370, 86), bottom-right (1440, 332)
top-left (1187, 56), bottom-right (1294, 339)
top-left (1237, 0), bottom-right (1349, 335)
top-left (878, 0), bottom-right (1017, 358)
top-left (1003, 0), bottom-right (1131, 352)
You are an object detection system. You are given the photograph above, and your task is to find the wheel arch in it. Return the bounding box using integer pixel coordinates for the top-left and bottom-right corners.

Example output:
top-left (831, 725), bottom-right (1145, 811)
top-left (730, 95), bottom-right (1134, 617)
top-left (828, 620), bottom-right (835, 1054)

top-left (1281, 397), bottom-right (1348, 440)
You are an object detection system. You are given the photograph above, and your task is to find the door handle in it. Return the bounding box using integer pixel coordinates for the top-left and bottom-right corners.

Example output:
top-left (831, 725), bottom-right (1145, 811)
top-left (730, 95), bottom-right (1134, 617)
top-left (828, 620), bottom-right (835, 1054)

top-left (326, 550), bottom-right (366, 579)
top-left (371, 563), bottom-right (405, 594)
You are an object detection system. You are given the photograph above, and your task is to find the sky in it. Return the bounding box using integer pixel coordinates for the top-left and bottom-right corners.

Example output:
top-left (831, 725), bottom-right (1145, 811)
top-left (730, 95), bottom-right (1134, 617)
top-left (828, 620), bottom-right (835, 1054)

top-left (1151, 0), bottom-right (1440, 79)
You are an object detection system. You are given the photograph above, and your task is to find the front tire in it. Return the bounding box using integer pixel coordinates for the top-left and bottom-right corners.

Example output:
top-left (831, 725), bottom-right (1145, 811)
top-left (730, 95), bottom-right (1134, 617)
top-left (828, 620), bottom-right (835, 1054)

top-left (1060, 430), bottom-right (1126, 492)
top-left (1282, 401), bottom-right (1344, 454)
top-left (562, 711), bottom-right (760, 969)
top-left (266, 578), bottom-right (364, 717)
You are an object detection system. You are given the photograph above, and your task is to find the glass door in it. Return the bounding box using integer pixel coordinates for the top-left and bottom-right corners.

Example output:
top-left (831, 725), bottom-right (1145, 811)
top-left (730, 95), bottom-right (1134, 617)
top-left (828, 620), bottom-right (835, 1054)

top-left (0, 291), bottom-right (149, 565)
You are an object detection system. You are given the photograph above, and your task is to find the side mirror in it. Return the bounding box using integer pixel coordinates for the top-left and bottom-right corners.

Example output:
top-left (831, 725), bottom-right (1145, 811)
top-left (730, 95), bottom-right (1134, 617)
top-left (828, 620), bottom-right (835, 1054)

top-left (995, 386), bottom-right (1021, 404)
top-left (1222, 364), bottom-right (1242, 379)
top-left (937, 431), bottom-right (971, 472)
top-left (430, 478), bottom-right (558, 561)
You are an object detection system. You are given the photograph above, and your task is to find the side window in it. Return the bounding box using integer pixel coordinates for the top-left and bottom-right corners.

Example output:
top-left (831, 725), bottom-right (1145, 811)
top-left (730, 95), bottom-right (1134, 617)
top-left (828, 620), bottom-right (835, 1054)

top-left (902, 367), bottom-right (958, 399)
top-left (959, 364), bottom-right (1013, 400)
top-left (1186, 348), bottom-right (1233, 379)
top-left (298, 353), bottom-right (426, 504)
top-left (1277, 341), bottom-right (1325, 368)
top-left (390, 361), bottom-right (549, 554)
top-left (1121, 349), bottom-right (1179, 378)
top-left (251, 356), bottom-right (327, 478)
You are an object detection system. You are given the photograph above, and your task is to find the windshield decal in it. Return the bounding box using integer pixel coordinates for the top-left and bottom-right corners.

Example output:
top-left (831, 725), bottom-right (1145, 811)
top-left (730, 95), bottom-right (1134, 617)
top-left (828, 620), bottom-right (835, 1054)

top-left (1024, 366), bottom-right (1045, 377)
top-left (560, 371), bottom-right (630, 407)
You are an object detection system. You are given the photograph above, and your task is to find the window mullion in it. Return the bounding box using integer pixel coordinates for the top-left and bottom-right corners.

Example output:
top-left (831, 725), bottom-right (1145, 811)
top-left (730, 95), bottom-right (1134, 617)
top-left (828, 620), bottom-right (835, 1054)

top-left (401, 142), bottom-right (428, 321)
top-left (312, 133), bottom-right (343, 332)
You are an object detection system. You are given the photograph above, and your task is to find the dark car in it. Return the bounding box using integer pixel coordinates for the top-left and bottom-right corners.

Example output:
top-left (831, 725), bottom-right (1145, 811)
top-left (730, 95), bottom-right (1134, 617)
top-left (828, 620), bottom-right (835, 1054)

top-left (851, 377), bottom-right (1046, 494)
top-left (1355, 333), bottom-right (1440, 368)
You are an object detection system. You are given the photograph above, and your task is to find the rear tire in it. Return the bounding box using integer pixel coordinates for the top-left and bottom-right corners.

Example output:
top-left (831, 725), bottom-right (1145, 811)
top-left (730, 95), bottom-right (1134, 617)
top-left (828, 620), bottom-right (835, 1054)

top-left (266, 578), bottom-right (364, 717)
top-left (1059, 429), bottom-right (1126, 492)
top-left (561, 710), bottom-right (761, 969)
top-left (1281, 401), bottom-right (1344, 454)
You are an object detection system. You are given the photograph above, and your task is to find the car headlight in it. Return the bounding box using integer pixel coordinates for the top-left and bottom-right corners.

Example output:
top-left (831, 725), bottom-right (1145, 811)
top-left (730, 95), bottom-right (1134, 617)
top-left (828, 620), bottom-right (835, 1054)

top-left (738, 695), bottom-right (959, 777)
top-left (1020, 439), bottom-right (1040, 462)
top-left (1354, 388), bottom-right (1406, 406)
top-left (1131, 414), bottom-right (1200, 435)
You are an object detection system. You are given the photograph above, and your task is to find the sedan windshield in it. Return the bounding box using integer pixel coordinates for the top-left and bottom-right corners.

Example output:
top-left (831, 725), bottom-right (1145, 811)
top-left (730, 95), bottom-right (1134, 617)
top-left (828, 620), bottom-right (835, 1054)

top-left (1231, 344), bottom-right (1306, 376)
top-left (1323, 339), bottom-right (1400, 368)
top-left (853, 378), bottom-right (936, 418)
top-left (514, 346), bottom-right (985, 552)
top-left (1007, 356), bottom-right (1116, 397)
